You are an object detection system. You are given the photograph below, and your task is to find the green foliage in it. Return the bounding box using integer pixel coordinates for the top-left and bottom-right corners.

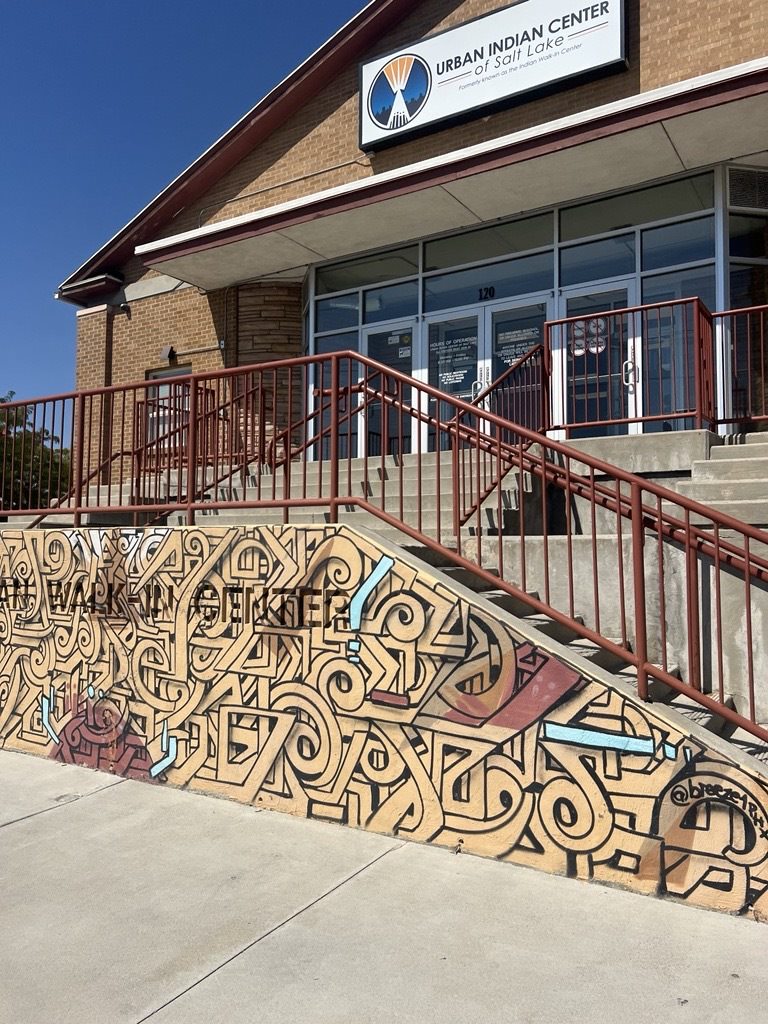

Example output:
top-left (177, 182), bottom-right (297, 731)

top-left (0, 391), bottom-right (72, 512)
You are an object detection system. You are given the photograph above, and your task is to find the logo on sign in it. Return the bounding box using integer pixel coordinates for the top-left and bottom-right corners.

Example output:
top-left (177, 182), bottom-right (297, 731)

top-left (367, 53), bottom-right (431, 131)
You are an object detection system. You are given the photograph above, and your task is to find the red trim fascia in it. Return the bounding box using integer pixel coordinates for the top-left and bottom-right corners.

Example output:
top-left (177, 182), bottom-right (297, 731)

top-left (57, 273), bottom-right (124, 304)
top-left (141, 67), bottom-right (768, 267)
top-left (58, 0), bottom-right (420, 299)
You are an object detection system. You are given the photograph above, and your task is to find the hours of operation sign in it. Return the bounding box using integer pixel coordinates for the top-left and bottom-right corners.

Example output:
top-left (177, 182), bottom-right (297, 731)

top-left (360, 0), bottom-right (625, 148)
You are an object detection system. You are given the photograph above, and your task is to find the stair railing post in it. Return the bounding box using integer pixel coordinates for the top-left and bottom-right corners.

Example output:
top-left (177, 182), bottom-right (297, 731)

top-left (451, 408), bottom-right (460, 542)
top-left (186, 379), bottom-right (198, 526)
top-left (630, 481), bottom-right (650, 702)
top-left (72, 391), bottom-right (87, 529)
top-left (692, 298), bottom-right (704, 431)
top-left (542, 329), bottom-right (552, 434)
top-left (329, 355), bottom-right (339, 523)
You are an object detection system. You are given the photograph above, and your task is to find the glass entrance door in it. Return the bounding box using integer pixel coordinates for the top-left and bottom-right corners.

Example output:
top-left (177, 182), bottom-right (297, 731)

top-left (555, 282), bottom-right (640, 437)
top-left (423, 305), bottom-right (550, 447)
top-left (363, 321), bottom-right (417, 456)
top-left (483, 299), bottom-right (550, 385)
top-left (479, 298), bottom-right (551, 430)
top-left (424, 314), bottom-right (480, 449)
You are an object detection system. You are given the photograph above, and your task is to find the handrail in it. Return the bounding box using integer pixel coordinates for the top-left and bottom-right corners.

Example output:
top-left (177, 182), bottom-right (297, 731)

top-left (471, 343), bottom-right (546, 408)
top-left (8, 344), bottom-right (767, 544)
top-left (713, 304), bottom-right (768, 425)
top-left (4, 301), bottom-right (768, 748)
top-left (548, 295), bottom-right (708, 327)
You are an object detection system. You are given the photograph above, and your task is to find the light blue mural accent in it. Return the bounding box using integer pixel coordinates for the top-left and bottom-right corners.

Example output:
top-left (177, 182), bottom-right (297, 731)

top-left (346, 555), bottom-right (395, 662)
top-left (543, 721), bottom-right (677, 761)
top-left (149, 718), bottom-right (178, 779)
top-left (40, 686), bottom-right (60, 745)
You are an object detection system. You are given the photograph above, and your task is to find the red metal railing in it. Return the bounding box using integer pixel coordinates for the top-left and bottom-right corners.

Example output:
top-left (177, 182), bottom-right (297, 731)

top-left (714, 304), bottom-right (768, 426)
top-left (3, 346), bottom-right (766, 745)
top-left (473, 343), bottom-right (549, 433)
top-left (3, 299), bottom-right (768, 747)
top-left (545, 297), bottom-right (717, 436)
top-left (0, 393), bottom-right (74, 514)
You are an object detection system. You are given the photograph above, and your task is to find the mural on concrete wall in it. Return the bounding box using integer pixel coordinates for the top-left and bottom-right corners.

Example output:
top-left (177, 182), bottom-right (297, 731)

top-left (0, 525), bottom-right (767, 919)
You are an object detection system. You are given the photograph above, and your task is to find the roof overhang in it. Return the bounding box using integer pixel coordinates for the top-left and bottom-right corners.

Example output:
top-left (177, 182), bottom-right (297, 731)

top-left (135, 59), bottom-right (768, 292)
top-left (55, 273), bottom-right (124, 305)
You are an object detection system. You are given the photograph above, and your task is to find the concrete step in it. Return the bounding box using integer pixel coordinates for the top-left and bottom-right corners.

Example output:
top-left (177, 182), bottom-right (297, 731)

top-left (711, 442), bottom-right (768, 460)
top-left (169, 508), bottom-right (329, 527)
top-left (676, 478), bottom-right (768, 502)
top-left (0, 516), bottom-right (39, 530)
top-left (482, 589), bottom-right (542, 618)
top-left (719, 723), bottom-right (768, 765)
top-left (689, 457), bottom-right (768, 481)
top-left (521, 613), bottom-right (586, 644)
top-left (664, 693), bottom-right (736, 736)
top-left (613, 667), bottom-right (680, 700)
top-left (569, 638), bottom-right (635, 673)
top-left (0, 511), bottom-right (148, 529)
top-left (662, 498), bottom-right (768, 527)
top-left (746, 432), bottom-right (768, 444)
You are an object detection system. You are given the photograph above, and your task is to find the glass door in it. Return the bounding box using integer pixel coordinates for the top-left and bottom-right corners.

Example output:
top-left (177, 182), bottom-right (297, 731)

top-left (363, 321), bottom-right (417, 456)
top-left (555, 281), bottom-right (640, 437)
top-left (482, 298), bottom-right (552, 386)
top-left (479, 297), bottom-right (552, 431)
top-left (423, 314), bottom-right (480, 450)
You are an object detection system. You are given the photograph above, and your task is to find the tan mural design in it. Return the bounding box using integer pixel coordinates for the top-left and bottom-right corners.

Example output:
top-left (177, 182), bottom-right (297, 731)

top-left (0, 525), bottom-right (767, 919)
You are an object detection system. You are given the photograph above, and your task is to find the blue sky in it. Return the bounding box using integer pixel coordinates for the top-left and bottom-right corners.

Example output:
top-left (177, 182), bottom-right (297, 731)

top-left (0, 0), bottom-right (363, 400)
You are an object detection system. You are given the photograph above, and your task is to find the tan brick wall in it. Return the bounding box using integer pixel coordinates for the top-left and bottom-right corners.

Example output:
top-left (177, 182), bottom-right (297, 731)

top-left (237, 283), bottom-right (303, 365)
top-left (72, 283), bottom-right (305, 486)
top-left (236, 283), bottom-right (305, 442)
top-left (75, 307), bottom-right (112, 391)
top-left (163, 0), bottom-right (768, 234)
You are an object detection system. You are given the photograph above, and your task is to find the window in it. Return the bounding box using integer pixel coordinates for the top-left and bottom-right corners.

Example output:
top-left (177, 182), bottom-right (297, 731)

top-left (560, 173), bottom-right (714, 242)
top-left (560, 235), bottom-right (635, 287)
top-left (641, 217), bottom-right (715, 271)
top-left (316, 246), bottom-right (418, 294)
top-left (363, 281), bottom-right (418, 323)
top-left (313, 333), bottom-right (359, 459)
top-left (730, 265), bottom-right (768, 310)
top-left (424, 213), bottom-right (553, 271)
top-left (424, 251), bottom-right (552, 313)
top-left (315, 293), bottom-right (358, 333)
top-left (730, 215), bottom-right (768, 260)
top-left (145, 366), bottom-right (192, 447)
top-left (642, 266), bottom-right (716, 310)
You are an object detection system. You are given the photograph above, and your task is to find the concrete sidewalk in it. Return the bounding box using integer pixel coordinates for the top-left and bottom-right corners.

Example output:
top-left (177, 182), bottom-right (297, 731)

top-left (0, 749), bottom-right (765, 1024)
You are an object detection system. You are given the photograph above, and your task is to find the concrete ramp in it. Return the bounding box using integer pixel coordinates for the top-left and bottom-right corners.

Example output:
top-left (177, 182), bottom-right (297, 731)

top-left (0, 524), bottom-right (766, 920)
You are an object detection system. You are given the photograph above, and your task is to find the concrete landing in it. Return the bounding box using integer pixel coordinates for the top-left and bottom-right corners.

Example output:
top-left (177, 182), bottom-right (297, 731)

top-left (1, 750), bottom-right (766, 1024)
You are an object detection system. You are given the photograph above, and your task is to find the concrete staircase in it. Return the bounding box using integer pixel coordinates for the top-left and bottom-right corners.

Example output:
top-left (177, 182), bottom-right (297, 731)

top-left (3, 447), bottom-right (766, 765)
top-left (165, 450), bottom-right (539, 546)
top-left (412, 544), bottom-right (768, 766)
top-left (157, 450), bottom-right (768, 764)
top-left (674, 432), bottom-right (768, 527)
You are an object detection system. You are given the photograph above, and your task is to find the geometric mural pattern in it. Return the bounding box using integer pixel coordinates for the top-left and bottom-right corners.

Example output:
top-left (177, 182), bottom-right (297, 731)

top-left (1, 525), bottom-right (767, 920)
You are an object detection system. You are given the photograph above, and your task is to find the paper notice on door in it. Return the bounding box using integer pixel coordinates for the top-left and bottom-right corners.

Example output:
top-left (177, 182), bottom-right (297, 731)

top-left (399, 347), bottom-right (411, 358)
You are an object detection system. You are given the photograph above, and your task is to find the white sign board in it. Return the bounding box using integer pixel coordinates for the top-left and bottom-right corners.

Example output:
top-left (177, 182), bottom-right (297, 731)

top-left (360, 0), bottom-right (625, 148)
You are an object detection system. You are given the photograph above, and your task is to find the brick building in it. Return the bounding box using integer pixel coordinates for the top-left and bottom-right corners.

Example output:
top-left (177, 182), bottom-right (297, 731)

top-left (58, 0), bottom-right (768, 441)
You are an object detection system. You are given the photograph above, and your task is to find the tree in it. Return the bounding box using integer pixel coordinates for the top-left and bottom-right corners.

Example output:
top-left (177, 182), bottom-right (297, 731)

top-left (0, 391), bottom-right (71, 514)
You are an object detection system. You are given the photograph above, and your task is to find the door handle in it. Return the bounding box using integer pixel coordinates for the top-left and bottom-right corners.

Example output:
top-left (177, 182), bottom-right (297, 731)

top-left (471, 379), bottom-right (482, 400)
top-left (622, 360), bottom-right (636, 388)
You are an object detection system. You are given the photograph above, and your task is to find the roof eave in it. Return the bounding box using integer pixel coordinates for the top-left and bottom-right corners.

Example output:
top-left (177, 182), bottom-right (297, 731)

top-left (55, 273), bottom-right (125, 307)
